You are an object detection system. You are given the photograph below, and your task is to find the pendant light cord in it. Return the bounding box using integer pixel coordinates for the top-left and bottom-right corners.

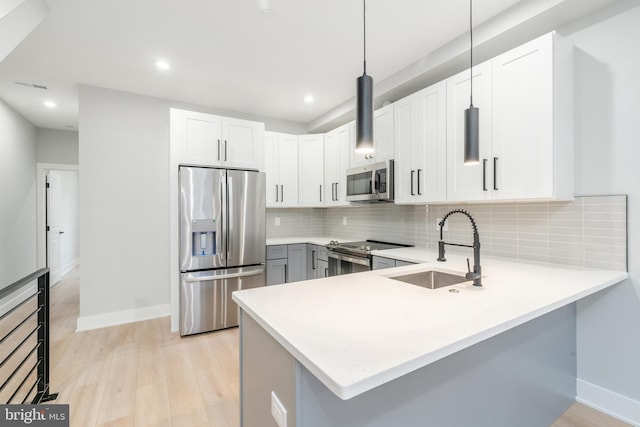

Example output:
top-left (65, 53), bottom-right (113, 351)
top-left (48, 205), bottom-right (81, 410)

top-left (363, 0), bottom-right (367, 74)
top-left (469, 0), bottom-right (473, 106)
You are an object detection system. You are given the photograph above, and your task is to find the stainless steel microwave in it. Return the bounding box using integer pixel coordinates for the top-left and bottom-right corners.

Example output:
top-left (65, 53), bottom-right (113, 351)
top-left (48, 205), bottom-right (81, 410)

top-left (345, 160), bottom-right (394, 202)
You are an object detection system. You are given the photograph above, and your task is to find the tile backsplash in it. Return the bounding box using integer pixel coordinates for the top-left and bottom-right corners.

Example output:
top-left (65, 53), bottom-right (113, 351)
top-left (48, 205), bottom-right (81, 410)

top-left (267, 195), bottom-right (627, 272)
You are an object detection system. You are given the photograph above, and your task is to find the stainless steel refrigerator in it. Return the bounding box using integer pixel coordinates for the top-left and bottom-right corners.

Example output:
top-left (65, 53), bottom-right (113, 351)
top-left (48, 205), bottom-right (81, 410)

top-left (179, 166), bottom-right (266, 336)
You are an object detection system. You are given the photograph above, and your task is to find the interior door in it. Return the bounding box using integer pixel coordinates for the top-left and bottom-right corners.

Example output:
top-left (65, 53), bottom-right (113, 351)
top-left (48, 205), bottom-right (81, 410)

top-left (47, 171), bottom-right (63, 285)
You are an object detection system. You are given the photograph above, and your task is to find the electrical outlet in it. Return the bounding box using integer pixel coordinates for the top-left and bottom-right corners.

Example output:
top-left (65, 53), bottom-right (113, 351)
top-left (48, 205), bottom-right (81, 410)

top-left (271, 391), bottom-right (287, 427)
top-left (342, 216), bottom-right (348, 226)
top-left (275, 217), bottom-right (280, 226)
top-left (435, 218), bottom-right (448, 231)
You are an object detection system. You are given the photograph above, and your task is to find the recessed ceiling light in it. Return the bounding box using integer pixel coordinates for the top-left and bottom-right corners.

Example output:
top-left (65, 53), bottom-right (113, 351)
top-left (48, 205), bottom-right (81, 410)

top-left (43, 100), bottom-right (57, 108)
top-left (155, 59), bottom-right (170, 70)
top-left (304, 95), bottom-right (315, 104)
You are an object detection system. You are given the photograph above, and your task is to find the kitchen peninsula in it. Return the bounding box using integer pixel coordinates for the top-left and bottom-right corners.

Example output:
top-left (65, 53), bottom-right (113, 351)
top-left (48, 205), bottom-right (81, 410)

top-left (233, 250), bottom-right (627, 427)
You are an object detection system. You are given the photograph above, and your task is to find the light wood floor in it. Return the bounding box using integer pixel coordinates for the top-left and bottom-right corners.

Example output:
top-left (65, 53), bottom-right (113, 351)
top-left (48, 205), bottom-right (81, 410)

top-left (0, 267), bottom-right (632, 426)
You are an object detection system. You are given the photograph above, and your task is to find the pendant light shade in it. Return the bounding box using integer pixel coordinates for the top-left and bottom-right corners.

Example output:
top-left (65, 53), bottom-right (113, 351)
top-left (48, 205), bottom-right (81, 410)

top-left (355, 0), bottom-right (374, 154)
top-left (464, 0), bottom-right (479, 165)
top-left (464, 106), bottom-right (479, 165)
top-left (356, 73), bottom-right (374, 153)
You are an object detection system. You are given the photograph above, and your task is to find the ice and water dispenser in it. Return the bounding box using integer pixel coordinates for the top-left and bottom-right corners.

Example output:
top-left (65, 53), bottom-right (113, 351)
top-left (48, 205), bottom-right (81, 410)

top-left (191, 219), bottom-right (216, 256)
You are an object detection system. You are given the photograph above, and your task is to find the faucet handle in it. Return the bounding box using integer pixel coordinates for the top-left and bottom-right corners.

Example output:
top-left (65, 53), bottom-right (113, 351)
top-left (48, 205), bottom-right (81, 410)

top-left (466, 258), bottom-right (471, 273)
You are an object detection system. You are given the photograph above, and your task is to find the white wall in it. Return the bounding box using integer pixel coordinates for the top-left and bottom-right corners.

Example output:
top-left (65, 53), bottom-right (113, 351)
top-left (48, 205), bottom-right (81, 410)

top-left (78, 86), bottom-right (171, 320)
top-left (36, 128), bottom-right (78, 165)
top-left (564, 2), bottom-right (640, 422)
top-left (0, 97), bottom-right (36, 290)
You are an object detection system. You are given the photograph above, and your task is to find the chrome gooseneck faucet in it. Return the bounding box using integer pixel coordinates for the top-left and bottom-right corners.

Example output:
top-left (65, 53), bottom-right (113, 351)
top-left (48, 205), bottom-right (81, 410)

top-left (437, 209), bottom-right (482, 286)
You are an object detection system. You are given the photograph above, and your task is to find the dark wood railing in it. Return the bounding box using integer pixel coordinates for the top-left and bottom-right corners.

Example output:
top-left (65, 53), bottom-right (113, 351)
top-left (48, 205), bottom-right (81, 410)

top-left (0, 268), bottom-right (58, 403)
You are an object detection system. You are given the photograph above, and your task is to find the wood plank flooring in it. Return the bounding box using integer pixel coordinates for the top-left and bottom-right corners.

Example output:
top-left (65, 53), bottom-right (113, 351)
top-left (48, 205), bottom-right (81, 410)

top-left (1, 267), bottom-right (632, 426)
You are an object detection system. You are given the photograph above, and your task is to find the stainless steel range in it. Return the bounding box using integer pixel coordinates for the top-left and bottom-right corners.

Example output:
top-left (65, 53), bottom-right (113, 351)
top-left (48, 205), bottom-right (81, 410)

top-left (325, 240), bottom-right (410, 276)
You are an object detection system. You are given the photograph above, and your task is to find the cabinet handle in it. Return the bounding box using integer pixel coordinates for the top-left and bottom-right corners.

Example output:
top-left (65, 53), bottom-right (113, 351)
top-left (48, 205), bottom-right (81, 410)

top-left (276, 185), bottom-right (279, 202)
top-left (482, 159), bottom-right (488, 191)
top-left (320, 185), bottom-right (322, 202)
top-left (312, 250), bottom-right (316, 270)
top-left (224, 140), bottom-right (228, 161)
top-left (417, 169), bottom-right (422, 195)
top-left (493, 157), bottom-right (499, 191)
top-left (281, 185), bottom-right (284, 202)
top-left (217, 139), bottom-right (221, 161)
top-left (324, 268), bottom-right (328, 277)
top-left (410, 170), bottom-right (415, 196)
top-left (284, 264), bottom-right (288, 283)
top-left (335, 182), bottom-right (339, 201)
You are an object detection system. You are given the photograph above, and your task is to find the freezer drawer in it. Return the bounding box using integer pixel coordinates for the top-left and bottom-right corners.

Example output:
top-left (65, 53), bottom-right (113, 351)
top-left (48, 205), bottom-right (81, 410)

top-left (180, 265), bottom-right (265, 336)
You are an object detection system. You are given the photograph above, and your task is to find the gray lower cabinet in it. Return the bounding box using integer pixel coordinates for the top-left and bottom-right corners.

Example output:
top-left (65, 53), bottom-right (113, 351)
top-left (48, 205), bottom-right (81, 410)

top-left (317, 259), bottom-right (329, 278)
top-left (266, 245), bottom-right (288, 285)
top-left (267, 243), bottom-right (330, 284)
top-left (306, 244), bottom-right (319, 279)
top-left (373, 256), bottom-right (416, 270)
top-left (266, 258), bottom-right (287, 285)
top-left (286, 243), bottom-right (307, 283)
top-left (268, 245), bottom-right (415, 284)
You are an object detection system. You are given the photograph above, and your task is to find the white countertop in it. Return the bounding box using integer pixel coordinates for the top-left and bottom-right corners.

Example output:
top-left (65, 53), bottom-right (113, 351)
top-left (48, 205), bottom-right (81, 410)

top-left (235, 246), bottom-right (628, 400)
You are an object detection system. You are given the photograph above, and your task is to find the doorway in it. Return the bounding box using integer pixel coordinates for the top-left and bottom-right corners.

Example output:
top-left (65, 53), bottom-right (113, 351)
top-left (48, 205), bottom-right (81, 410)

top-left (36, 163), bottom-right (79, 286)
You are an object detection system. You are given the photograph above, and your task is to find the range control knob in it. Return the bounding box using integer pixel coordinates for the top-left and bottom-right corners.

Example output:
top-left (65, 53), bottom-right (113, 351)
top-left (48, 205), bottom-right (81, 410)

top-left (360, 245), bottom-right (366, 250)
top-left (365, 245), bottom-right (371, 251)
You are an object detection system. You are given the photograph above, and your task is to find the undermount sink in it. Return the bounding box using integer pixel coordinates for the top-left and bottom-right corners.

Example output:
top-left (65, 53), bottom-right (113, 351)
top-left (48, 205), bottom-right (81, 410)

top-left (389, 270), bottom-right (469, 289)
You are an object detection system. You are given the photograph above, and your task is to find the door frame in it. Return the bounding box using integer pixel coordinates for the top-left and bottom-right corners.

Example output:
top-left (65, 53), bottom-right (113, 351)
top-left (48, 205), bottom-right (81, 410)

top-left (36, 163), bottom-right (79, 272)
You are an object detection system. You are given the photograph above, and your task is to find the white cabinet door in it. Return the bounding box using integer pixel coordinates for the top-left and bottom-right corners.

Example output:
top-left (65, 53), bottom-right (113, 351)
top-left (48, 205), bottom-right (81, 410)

top-left (446, 61), bottom-right (492, 202)
top-left (278, 134), bottom-right (299, 207)
top-left (394, 81), bottom-right (447, 204)
top-left (393, 93), bottom-right (419, 204)
top-left (171, 109), bottom-right (223, 166)
top-left (350, 104), bottom-right (394, 167)
top-left (492, 33), bottom-right (554, 200)
top-left (298, 134), bottom-right (324, 207)
top-left (324, 124), bottom-right (350, 207)
top-left (170, 109), bottom-right (264, 170)
top-left (222, 117), bottom-right (264, 170)
top-left (416, 80), bottom-right (447, 202)
top-left (265, 132), bottom-right (298, 207)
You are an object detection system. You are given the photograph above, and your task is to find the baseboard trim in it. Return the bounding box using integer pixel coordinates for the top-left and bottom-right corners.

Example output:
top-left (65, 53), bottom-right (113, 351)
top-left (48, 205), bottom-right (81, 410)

top-left (0, 283), bottom-right (37, 317)
top-left (76, 304), bottom-right (170, 332)
top-left (577, 379), bottom-right (640, 426)
top-left (60, 258), bottom-right (79, 278)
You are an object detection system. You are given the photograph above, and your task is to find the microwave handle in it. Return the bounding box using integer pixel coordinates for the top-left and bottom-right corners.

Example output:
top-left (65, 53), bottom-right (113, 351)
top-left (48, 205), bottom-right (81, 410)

top-left (374, 171), bottom-right (380, 194)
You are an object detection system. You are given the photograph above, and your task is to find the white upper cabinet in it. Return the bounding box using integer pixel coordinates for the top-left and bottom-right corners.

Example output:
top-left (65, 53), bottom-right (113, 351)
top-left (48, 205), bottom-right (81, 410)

top-left (394, 81), bottom-right (447, 204)
top-left (324, 124), bottom-right (350, 207)
top-left (446, 61), bottom-right (493, 202)
top-left (170, 109), bottom-right (264, 170)
top-left (447, 32), bottom-right (573, 202)
top-left (264, 132), bottom-right (298, 208)
top-left (350, 104), bottom-right (395, 168)
top-left (491, 32), bottom-right (573, 200)
top-left (222, 117), bottom-right (265, 170)
top-left (298, 134), bottom-right (325, 207)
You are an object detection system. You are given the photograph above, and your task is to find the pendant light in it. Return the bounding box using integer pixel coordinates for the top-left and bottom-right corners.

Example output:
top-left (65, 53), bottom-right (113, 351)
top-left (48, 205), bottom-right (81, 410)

top-left (356, 0), bottom-right (374, 154)
top-left (464, 0), bottom-right (479, 165)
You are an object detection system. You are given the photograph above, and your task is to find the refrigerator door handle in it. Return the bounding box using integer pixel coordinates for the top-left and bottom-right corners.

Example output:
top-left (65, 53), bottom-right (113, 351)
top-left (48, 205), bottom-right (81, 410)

top-left (183, 268), bottom-right (265, 282)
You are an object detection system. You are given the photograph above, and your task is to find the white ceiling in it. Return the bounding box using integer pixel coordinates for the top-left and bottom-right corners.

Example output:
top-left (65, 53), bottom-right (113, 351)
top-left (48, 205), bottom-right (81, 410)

top-left (0, 0), bottom-right (620, 131)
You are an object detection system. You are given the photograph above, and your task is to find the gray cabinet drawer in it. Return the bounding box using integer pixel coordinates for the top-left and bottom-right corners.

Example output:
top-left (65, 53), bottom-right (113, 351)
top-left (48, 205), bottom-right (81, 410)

top-left (395, 260), bottom-right (415, 267)
top-left (316, 245), bottom-right (329, 261)
top-left (372, 256), bottom-right (396, 270)
top-left (267, 245), bottom-right (288, 260)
